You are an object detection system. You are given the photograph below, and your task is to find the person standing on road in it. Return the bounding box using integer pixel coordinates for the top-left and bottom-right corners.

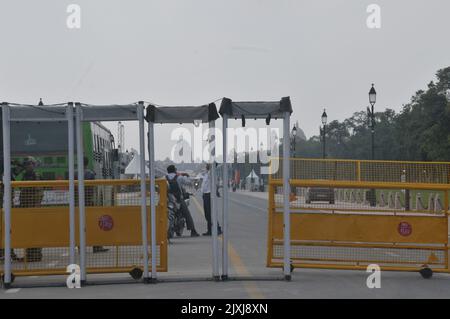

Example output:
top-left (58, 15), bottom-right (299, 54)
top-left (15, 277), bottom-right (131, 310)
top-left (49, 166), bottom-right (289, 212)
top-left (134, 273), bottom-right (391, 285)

top-left (0, 160), bottom-right (28, 262)
top-left (200, 164), bottom-right (222, 236)
top-left (19, 157), bottom-right (44, 262)
top-left (83, 157), bottom-right (109, 253)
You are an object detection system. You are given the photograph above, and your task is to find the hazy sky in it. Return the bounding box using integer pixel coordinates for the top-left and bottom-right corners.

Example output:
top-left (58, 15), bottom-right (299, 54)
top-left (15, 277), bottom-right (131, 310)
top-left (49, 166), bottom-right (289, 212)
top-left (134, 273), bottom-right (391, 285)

top-left (1, 0), bottom-right (449, 160)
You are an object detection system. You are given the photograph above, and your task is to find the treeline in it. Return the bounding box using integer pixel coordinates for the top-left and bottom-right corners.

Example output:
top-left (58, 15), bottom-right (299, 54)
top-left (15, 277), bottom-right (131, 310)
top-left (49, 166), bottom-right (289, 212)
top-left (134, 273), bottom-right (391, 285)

top-left (294, 67), bottom-right (450, 161)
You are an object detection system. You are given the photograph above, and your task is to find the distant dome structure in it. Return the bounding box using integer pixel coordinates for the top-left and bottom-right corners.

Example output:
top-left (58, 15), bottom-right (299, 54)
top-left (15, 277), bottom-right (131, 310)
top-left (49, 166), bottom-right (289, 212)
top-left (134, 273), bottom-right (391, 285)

top-left (296, 127), bottom-right (307, 141)
top-left (292, 121), bottom-right (307, 141)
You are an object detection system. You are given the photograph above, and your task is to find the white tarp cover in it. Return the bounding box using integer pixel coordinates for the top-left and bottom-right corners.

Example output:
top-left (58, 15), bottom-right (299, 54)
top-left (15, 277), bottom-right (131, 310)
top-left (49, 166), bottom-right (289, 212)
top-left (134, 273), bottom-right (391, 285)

top-left (245, 169), bottom-right (259, 183)
top-left (219, 97), bottom-right (292, 120)
top-left (146, 103), bottom-right (219, 124)
top-left (124, 149), bottom-right (149, 175)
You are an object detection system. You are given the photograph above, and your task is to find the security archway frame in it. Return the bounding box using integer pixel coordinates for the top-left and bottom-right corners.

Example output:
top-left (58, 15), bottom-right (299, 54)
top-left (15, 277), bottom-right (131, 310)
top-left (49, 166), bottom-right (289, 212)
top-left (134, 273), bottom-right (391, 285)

top-left (145, 103), bottom-right (221, 281)
top-left (1, 101), bottom-right (152, 287)
top-left (74, 102), bottom-right (151, 284)
top-left (219, 97), bottom-right (293, 281)
top-left (1, 102), bottom-right (77, 289)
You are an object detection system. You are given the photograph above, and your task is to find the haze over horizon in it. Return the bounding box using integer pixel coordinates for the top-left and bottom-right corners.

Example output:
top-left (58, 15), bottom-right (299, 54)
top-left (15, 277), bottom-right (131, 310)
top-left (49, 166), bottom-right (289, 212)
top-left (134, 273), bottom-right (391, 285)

top-left (1, 0), bottom-right (449, 159)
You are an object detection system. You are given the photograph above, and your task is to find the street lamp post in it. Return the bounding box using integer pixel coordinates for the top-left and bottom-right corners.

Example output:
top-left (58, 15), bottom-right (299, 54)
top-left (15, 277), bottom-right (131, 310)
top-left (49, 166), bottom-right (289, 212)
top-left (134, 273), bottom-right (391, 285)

top-left (368, 84), bottom-right (376, 160)
top-left (291, 126), bottom-right (297, 158)
top-left (368, 84), bottom-right (377, 206)
top-left (320, 109), bottom-right (328, 159)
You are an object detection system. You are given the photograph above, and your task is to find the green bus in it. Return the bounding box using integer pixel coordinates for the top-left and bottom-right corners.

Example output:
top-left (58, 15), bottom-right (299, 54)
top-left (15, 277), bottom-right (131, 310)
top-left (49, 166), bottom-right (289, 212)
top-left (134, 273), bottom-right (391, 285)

top-left (0, 121), bottom-right (117, 181)
top-left (0, 121), bottom-right (118, 206)
top-left (0, 122), bottom-right (119, 180)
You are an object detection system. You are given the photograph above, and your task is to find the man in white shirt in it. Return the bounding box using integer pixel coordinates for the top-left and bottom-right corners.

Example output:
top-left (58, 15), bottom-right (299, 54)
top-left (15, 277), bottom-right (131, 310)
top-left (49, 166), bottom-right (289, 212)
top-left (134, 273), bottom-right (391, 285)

top-left (200, 164), bottom-right (222, 236)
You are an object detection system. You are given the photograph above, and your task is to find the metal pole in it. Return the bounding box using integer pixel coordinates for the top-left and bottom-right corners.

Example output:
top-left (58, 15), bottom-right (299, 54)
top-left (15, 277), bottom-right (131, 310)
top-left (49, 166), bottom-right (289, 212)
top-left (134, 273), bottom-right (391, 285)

top-left (2, 103), bottom-right (12, 288)
top-left (209, 120), bottom-right (220, 280)
top-left (293, 136), bottom-right (296, 158)
top-left (282, 112), bottom-right (291, 280)
top-left (75, 103), bottom-right (87, 284)
top-left (221, 114), bottom-right (229, 280)
top-left (323, 124), bottom-right (326, 159)
top-left (371, 105), bottom-right (375, 160)
top-left (67, 103), bottom-right (76, 265)
top-left (370, 104), bottom-right (376, 207)
top-left (147, 120), bottom-right (157, 282)
top-left (137, 102), bottom-right (150, 282)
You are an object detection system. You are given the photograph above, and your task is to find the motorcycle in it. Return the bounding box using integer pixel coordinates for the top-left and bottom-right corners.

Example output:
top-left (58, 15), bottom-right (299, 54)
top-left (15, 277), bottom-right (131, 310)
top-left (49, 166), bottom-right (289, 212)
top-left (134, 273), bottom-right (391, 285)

top-left (193, 181), bottom-right (200, 191)
top-left (167, 191), bottom-right (192, 239)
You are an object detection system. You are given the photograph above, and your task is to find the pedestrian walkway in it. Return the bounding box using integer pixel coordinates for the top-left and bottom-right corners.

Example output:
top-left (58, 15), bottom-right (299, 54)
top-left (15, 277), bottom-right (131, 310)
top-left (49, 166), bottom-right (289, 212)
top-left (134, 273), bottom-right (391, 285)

top-left (235, 190), bottom-right (268, 201)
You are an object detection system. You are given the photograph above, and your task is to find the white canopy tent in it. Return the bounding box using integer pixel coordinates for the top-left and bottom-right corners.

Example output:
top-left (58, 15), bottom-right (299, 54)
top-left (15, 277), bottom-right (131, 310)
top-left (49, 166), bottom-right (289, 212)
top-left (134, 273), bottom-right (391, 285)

top-left (146, 103), bottom-right (222, 280)
top-left (124, 149), bottom-right (149, 176)
top-left (74, 102), bottom-right (151, 283)
top-left (2, 97), bottom-right (293, 286)
top-left (245, 169), bottom-right (260, 189)
top-left (1, 102), bottom-right (76, 288)
top-left (1, 102), bottom-right (151, 285)
top-left (219, 97), bottom-right (293, 280)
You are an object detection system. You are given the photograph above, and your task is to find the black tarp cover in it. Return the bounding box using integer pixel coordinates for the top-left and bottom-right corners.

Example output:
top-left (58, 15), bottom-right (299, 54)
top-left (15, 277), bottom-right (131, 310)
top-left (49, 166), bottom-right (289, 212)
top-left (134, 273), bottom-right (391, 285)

top-left (219, 97), bottom-right (292, 119)
top-left (146, 103), bottom-right (219, 124)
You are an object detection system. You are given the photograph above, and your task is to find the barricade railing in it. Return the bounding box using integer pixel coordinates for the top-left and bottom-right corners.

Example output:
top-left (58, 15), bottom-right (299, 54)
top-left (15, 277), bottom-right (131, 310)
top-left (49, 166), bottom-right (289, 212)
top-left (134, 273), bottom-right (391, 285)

top-left (270, 158), bottom-right (450, 184)
top-left (1, 179), bottom-right (167, 279)
top-left (267, 179), bottom-right (450, 275)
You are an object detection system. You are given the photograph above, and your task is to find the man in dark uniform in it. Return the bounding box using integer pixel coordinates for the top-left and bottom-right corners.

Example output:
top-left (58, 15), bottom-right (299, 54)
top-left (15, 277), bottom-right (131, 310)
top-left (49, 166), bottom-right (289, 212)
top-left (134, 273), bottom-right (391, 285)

top-left (19, 157), bottom-right (44, 262)
top-left (0, 160), bottom-right (25, 261)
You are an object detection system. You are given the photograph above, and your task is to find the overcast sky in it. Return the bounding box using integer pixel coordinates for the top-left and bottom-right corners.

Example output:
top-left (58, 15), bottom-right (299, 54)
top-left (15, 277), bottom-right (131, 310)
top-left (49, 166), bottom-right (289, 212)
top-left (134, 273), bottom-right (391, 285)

top-left (1, 0), bottom-right (449, 160)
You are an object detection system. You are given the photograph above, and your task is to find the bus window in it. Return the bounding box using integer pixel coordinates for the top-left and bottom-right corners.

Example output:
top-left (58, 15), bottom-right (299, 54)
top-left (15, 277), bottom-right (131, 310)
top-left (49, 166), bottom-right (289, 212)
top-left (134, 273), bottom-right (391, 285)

top-left (44, 157), bottom-right (53, 165)
top-left (96, 136), bottom-right (100, 153)
top-left (42, 171), bottom-right (56, 180)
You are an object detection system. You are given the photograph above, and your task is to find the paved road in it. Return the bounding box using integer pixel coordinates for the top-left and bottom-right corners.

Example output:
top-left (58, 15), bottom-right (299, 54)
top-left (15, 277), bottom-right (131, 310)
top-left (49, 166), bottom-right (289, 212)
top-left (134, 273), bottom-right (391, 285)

top-left (2, 190), bottom-right (450, 298)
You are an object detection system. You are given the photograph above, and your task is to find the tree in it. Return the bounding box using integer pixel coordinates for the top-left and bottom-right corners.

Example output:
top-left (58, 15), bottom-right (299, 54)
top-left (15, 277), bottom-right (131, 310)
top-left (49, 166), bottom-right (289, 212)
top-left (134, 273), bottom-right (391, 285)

top-left (283, 66), bottom-right (450, 161)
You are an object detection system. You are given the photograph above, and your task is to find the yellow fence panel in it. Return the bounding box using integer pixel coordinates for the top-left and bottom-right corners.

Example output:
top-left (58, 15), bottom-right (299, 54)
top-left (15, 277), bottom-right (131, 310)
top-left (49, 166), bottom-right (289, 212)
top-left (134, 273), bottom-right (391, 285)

top-left (267, 177), bottom-right (450, 274)
top-left (0, 179), bottom-right (168, 278)
top-left (271, 213), bottom-right (447, 244)
top-left (9, 207), bottom-right (70, 248)
top-left (0, 208), bottom-right (2, 278)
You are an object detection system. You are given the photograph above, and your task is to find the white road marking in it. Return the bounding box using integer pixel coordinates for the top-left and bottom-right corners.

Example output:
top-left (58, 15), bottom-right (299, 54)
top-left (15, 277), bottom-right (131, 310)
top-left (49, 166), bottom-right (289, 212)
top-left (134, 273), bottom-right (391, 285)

top-left (5, 288), bottom-right (21, 294)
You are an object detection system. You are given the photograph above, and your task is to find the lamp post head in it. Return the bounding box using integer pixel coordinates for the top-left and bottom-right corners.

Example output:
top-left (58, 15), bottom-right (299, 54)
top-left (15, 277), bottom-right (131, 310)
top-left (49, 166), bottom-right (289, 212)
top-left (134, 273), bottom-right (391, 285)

top-left (321, 109), bottom-right (328, 125)
top-left (369, 84), bottom-right (377, 106)
top-left (292, 125), bottom-right (297, 137)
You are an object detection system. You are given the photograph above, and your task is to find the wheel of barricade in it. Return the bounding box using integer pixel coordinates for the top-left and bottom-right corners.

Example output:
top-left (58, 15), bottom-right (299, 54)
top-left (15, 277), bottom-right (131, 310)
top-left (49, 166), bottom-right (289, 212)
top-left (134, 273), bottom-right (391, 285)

top-left (129, 267), bottom-right (143, 280)
top-left (419, 266), bottom-right (433, 279)
top-left (1, 273), bottom-right (15, 286)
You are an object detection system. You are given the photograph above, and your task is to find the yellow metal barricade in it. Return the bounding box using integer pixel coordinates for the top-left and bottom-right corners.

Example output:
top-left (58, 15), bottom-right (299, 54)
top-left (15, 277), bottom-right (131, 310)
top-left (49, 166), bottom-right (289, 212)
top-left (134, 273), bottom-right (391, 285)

top-left (0, 179), bottom-right (167, 278)
top-left (268, 169), bottom-right (450, 274)
top-left (271, 158), bottom-right (450, 184)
